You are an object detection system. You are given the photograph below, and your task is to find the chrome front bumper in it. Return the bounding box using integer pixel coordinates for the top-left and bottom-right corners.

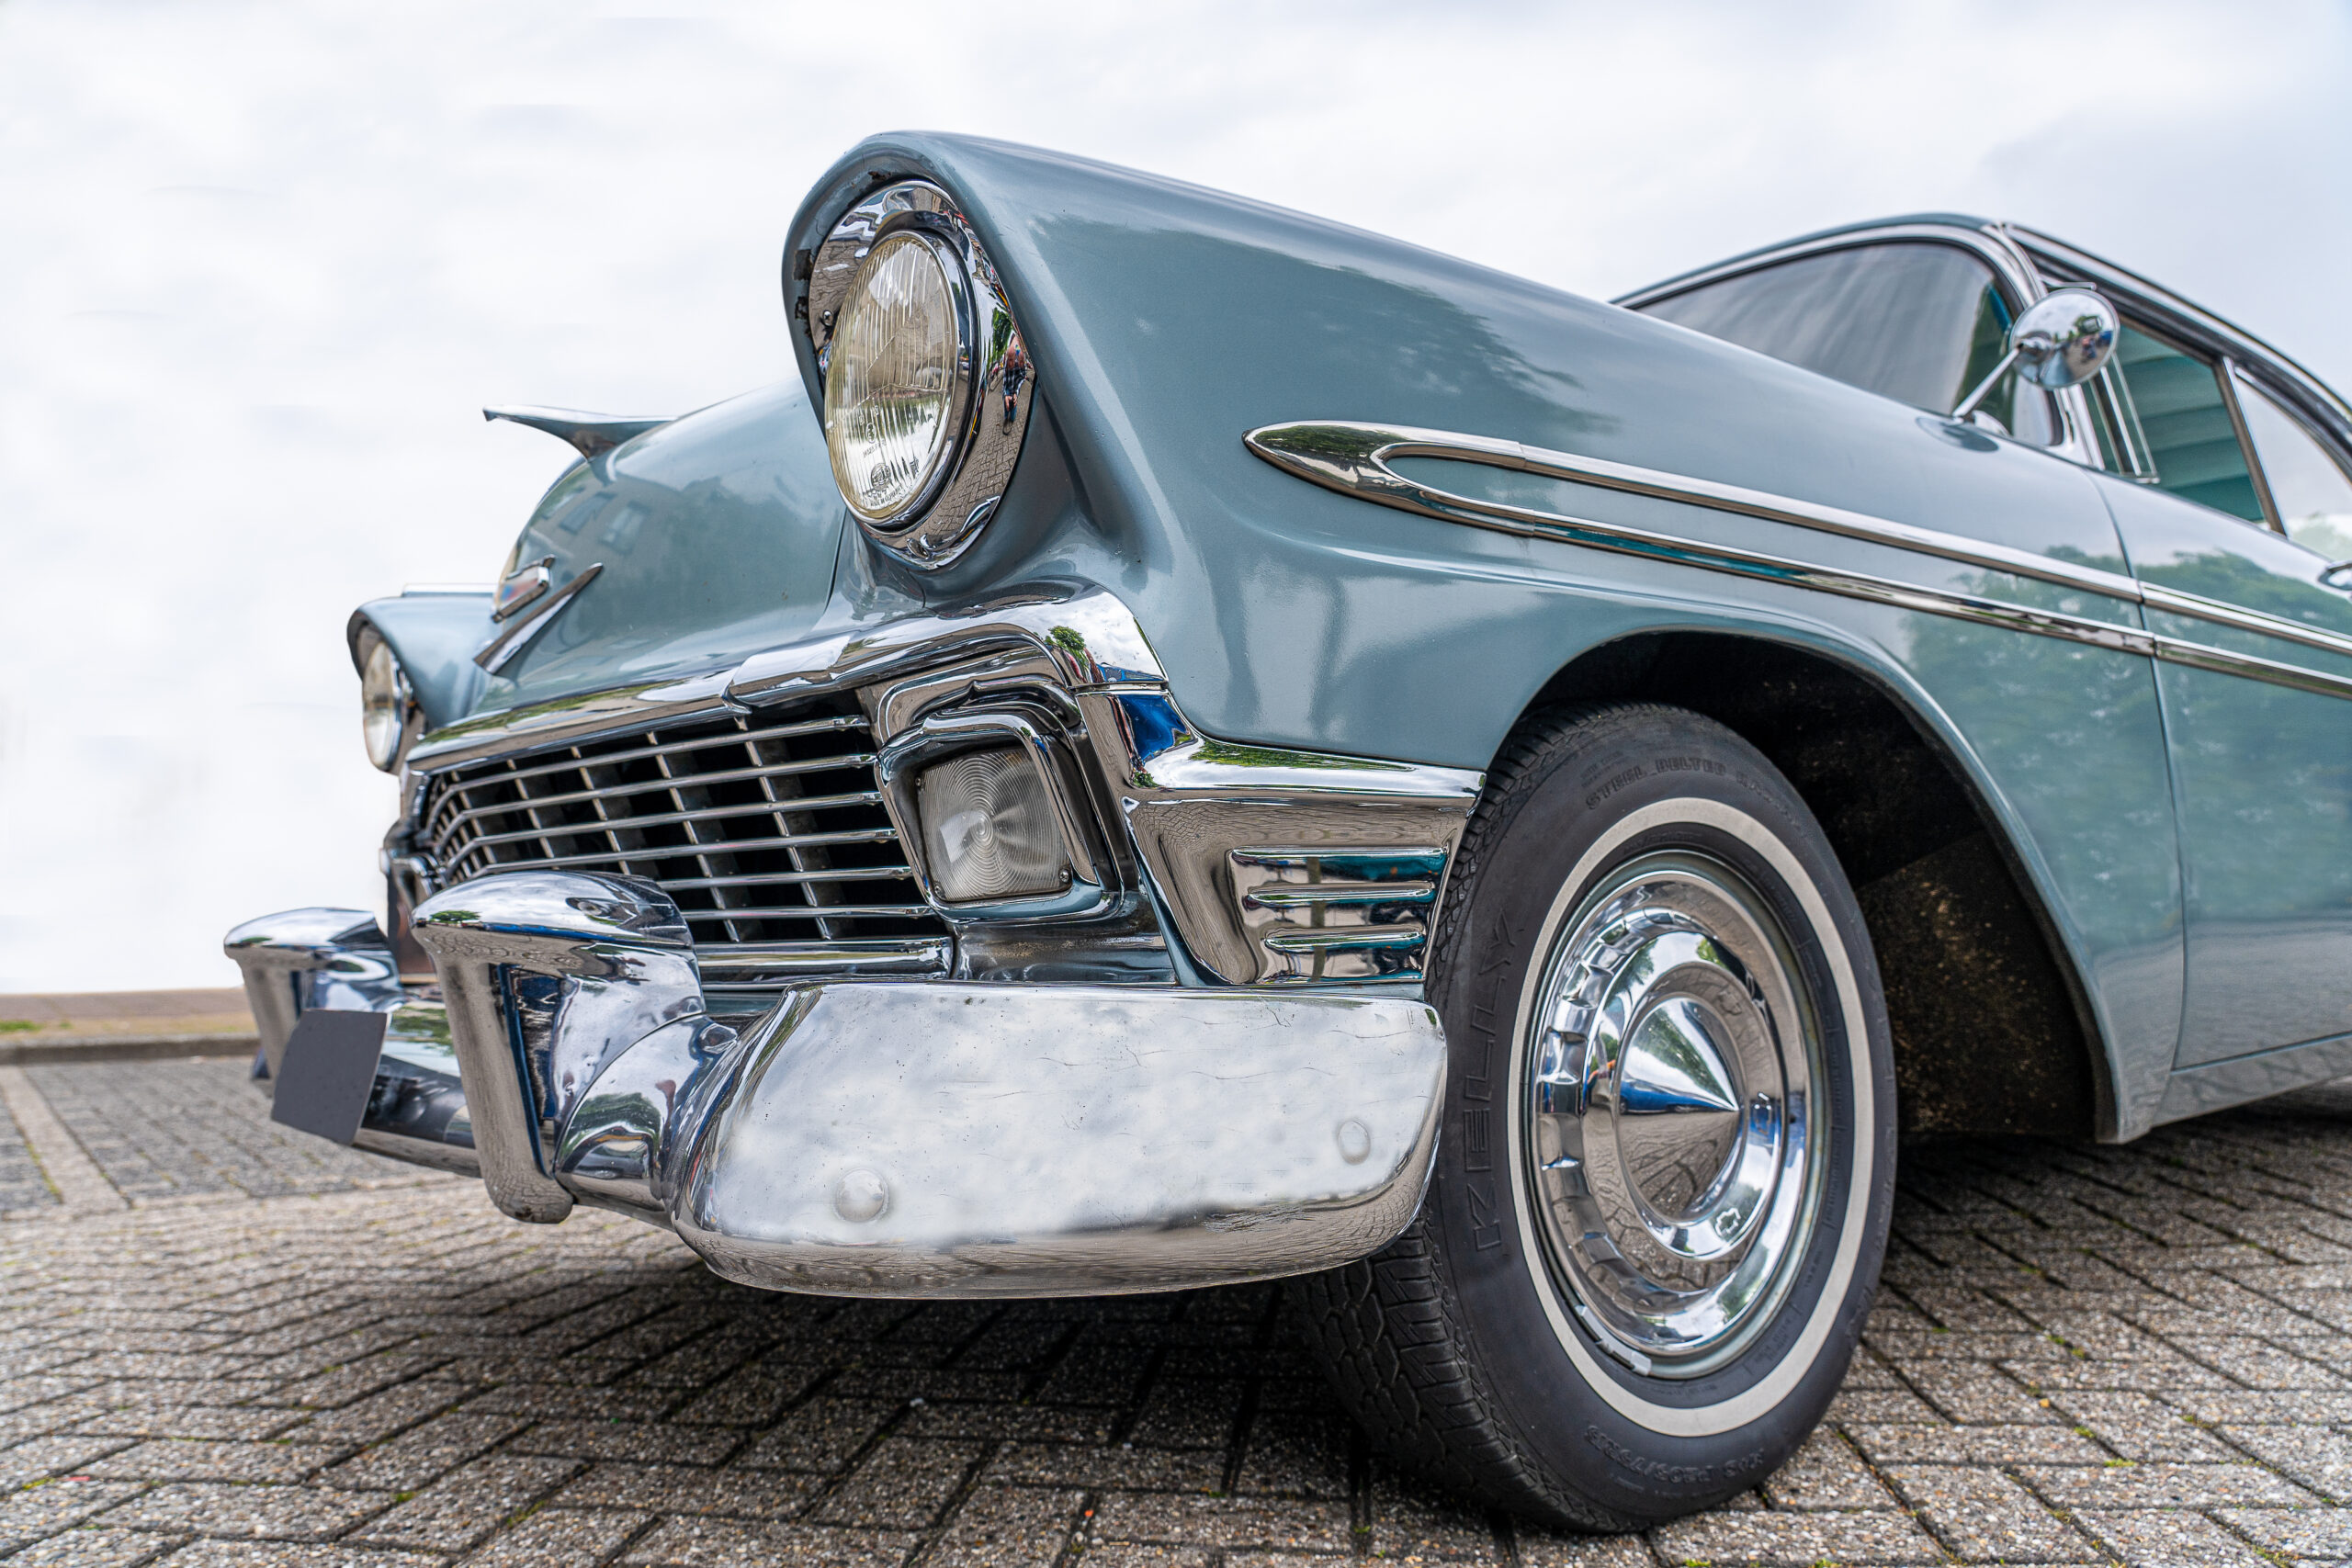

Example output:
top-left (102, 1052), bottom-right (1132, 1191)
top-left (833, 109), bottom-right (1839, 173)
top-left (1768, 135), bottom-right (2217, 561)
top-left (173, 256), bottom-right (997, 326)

top-left (225, 872), bottom-right (1447, 1298)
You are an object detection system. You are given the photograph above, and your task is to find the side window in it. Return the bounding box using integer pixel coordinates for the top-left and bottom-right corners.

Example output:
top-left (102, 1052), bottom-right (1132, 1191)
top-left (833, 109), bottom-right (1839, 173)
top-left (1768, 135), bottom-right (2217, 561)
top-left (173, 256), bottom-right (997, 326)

top-left (1639, 243), bottom-right (2058, 442)
top-left (2106, 324), bottom-right (2266, 524)
top-left (2234, 375), bottom-right (2352, 558)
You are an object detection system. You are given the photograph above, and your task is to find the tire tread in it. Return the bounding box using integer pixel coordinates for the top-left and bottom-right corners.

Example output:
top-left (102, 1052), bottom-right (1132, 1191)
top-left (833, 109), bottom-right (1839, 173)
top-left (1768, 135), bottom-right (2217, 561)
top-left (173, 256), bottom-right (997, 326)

top-left (1288, 703), bottom-right (1661, 1533)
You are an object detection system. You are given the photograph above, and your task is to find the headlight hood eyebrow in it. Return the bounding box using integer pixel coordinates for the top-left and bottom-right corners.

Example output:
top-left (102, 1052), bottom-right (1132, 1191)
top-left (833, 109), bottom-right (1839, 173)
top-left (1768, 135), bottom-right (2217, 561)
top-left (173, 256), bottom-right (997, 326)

top-left (347, 592), bottom-right (493, 733)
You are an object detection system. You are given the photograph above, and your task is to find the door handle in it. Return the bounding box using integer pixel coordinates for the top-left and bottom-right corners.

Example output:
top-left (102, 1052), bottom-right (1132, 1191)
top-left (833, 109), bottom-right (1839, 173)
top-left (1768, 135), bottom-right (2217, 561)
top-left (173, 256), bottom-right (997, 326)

top-left (2322, 560), bottom-right (2352, 587)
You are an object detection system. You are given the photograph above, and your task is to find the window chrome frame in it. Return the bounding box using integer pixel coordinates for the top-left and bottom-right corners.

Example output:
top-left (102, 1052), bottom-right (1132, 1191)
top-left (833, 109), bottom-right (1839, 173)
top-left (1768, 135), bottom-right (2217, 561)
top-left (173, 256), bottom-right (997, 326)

top-left (1614, 220), bottom-right (2109, 471)
top-left (2011, 225), bottom-right (2352, 509)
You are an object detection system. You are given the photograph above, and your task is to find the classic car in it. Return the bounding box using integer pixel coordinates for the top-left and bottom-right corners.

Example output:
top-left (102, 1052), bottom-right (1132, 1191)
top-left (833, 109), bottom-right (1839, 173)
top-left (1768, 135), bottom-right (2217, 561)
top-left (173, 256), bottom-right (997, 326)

top-left (225, 133), bottom-right (2352, 1530)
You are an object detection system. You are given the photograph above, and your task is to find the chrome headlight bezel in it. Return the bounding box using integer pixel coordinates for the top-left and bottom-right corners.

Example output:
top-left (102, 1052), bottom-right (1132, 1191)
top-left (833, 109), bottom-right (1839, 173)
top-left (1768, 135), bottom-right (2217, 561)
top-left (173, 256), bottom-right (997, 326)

top-left (356, 626), bottom-right (420, 773)
top-left (806, 179), bottom-right (1035, 570)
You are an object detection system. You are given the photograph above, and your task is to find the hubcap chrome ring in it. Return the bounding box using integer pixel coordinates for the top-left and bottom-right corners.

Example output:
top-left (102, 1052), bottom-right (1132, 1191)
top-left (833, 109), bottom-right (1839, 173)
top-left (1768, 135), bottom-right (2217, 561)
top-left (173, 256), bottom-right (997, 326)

top-left (1520, 851), bottom-right (1826, 1378)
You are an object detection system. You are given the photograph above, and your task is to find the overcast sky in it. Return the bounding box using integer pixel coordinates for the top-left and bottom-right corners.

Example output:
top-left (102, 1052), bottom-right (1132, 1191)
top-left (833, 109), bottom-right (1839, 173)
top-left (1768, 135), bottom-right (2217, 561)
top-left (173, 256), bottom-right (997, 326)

top-left (2, 0), bottom-right (2346, 994)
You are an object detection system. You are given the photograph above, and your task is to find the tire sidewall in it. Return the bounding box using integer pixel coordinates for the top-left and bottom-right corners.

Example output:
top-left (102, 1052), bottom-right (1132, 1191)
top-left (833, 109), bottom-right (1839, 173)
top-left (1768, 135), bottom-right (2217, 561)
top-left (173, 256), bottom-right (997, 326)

top-left (1428, 707), bottom-right (1895, 1519)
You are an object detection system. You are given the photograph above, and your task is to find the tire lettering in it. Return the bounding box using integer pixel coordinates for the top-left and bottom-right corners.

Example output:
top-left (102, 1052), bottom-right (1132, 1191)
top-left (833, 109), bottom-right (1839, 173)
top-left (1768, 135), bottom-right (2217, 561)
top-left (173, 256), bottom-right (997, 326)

top-left (1466, 1177), bottom-right (1502, 1249)
top-left (1586, 764), bottom-right (1648, 810)
top-left (1585, 1425), bottom-right (1770, 1487)
top-left (1650, 754), bottom-right (1725, 776)
top-left (1462, 1108), bottom-right (1491, 1173)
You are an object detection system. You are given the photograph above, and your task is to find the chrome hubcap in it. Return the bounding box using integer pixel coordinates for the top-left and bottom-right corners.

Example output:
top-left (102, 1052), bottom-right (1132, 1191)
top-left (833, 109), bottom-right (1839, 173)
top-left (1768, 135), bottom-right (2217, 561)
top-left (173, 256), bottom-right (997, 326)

top-left (1521, 852), bottom-right (1822, 1376)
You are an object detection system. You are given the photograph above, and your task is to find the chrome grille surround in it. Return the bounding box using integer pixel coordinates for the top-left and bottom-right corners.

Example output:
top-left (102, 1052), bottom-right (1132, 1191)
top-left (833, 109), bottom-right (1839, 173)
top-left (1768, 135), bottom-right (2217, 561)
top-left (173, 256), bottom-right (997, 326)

top-left (415, 694), bottom-right (946, 968)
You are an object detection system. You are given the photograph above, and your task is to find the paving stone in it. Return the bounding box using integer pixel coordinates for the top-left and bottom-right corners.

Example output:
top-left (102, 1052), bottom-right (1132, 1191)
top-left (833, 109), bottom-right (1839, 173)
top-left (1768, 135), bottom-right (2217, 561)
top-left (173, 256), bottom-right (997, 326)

top-left (2219, 1424), bottom-right (2352, 1502)
top-left (811, 1436), bottom-right (984, 1528)
top-left (1758, 1427), bottom-right (1894, 1509)
top-left (1514, 1532), bottom-right (1661, 1566)
top-left (984, 1439), bottom-right (1224, 1492)
top-left (2214, 1505), bottom-right (2352, 1558)
top-left (94, 1481), bottom-right (390, 1542)
top-left (1231, 1407), bottom-right (1351, 1499)
top-left (13, 1056), bottom-right (2352, 1566)
top-left (0, 1478), bottom-right (147, 1550)
top-left (82, 1440), bottom-right (338, 1485)
top-left (899, 1400), bottom-right (1114, 1443)
top-left (619, 1516), bottom-right (918, 1565)
top-left (72, 1406), bottom-right (308, 1442)
top-left (0, 1433), bottom-right (137, 1485)
top-left (1884, 1464), bottom-right (2086, 1561)
top-left (2017, 1459), bottom-right (2311, 1508)
top-left (507, 1418), bottom-right (739, 1465)
top-left (22, 1061), bottom-right (415, 1201)
top-left (345, 1453), bottom-right (580, 1550)
top-left (2045, 1390), bottom-right (2237, 1461)
top-left (2074, 1506), bottom-right (2277, 1564)
top-left (6, 1527), bottom-right (184, 1565)
top-left (1843, 1421), bottom-right (2107, 1465)
top-left (463, 1506), bottom-right (652, 1564)
top-left (164, 1543), bottom-right (451, 1566)
top-left (1651, 1506), bottom-right (1943, 1563)
top-left (550, 1461), bottom-right (819, 1517)
top-left (318, 1411), bottom-right (527, 1490)
top-left (1091, 1492), bottom-right (1351, 1552)
top-left (1366, 1475), bottom-right (1503, 1560)
top-left (924, 1483), bottom-right (1082, 1566)
top-left (730, 1400), bottom-right (896, 1473)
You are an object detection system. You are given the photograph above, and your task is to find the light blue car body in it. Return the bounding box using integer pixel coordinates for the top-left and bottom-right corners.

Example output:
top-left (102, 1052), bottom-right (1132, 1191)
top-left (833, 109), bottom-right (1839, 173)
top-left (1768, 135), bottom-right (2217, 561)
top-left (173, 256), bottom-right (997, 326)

top-left (359, 133), bottom-right (2352, 1145)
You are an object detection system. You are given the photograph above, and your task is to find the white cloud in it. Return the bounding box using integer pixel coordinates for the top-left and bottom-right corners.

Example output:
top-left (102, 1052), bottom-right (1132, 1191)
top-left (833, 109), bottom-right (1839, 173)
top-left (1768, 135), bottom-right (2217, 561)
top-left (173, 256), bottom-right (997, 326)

top-left (0, 0), bottom-right (2344, 989)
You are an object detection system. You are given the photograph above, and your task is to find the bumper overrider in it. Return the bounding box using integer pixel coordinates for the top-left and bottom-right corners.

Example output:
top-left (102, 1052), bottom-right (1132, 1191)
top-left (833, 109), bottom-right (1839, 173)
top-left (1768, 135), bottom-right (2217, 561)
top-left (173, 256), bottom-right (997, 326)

top-left (227, 591), bottom-right (1471, 1298)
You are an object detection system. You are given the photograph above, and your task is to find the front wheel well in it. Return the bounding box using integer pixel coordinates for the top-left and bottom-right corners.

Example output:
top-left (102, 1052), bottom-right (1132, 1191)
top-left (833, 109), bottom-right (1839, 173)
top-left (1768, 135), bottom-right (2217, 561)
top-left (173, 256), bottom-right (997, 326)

top-left (1512, 631), bottom-right (2104, 1141)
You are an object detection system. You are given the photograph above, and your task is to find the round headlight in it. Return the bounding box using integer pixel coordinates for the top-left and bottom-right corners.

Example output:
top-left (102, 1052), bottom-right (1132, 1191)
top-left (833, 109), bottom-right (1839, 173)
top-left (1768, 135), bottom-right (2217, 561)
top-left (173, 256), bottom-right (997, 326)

top-left (823, 231), bottom-right (968, 525)
top-left (359, 635), bottom-right (414, 773)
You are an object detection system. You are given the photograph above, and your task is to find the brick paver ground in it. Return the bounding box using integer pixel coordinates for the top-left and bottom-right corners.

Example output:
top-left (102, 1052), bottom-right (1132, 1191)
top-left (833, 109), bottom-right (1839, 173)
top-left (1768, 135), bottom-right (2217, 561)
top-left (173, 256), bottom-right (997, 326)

top-left (9, 1066), bottom-right (2352, 1562)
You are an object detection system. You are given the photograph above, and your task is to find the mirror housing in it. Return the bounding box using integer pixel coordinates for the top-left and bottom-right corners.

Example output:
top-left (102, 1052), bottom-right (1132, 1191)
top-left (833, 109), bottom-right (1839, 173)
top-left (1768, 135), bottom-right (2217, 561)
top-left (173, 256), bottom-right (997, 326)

top-left (1953, 287), bottom-right (2120, 420)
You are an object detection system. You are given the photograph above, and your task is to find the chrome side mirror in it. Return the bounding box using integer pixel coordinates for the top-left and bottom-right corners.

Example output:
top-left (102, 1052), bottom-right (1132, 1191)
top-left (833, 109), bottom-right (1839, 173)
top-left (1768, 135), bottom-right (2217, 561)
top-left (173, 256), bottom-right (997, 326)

top-left (1953, 288), bottom-right (2120, 420)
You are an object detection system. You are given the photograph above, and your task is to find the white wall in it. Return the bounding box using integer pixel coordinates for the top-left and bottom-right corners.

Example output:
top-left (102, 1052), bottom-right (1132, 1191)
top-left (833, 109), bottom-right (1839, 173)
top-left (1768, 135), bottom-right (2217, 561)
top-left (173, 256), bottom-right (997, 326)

top-left (2, 0), bottom-right (2344, 990)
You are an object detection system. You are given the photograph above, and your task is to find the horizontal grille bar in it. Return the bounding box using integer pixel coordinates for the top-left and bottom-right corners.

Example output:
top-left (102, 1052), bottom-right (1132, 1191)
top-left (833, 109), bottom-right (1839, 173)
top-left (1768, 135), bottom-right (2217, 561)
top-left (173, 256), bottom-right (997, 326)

top-left (462, 712), bottom-right (869, 792)
top-left (418, 694), bottom-right (944, 958)
top-left (681, 904), bottom-right (935, 921)
top-left (430, 753), bottom-right (877, 834)
top-left (458, 789), bottom-right (884, 852)
top-left (440, 829), bottom-right (905, 874)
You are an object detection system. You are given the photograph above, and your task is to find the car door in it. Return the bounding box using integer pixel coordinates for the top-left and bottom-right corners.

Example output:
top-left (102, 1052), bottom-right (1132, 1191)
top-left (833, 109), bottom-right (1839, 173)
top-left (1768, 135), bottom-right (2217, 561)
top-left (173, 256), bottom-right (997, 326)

top-left (2086, 321), bottom-right (2352, 1070)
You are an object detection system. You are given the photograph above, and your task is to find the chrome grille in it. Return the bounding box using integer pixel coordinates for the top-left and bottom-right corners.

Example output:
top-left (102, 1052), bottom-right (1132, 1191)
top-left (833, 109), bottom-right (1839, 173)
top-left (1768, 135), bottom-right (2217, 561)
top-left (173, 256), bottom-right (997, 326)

top-left (417, 696), bottom-right (944, 951)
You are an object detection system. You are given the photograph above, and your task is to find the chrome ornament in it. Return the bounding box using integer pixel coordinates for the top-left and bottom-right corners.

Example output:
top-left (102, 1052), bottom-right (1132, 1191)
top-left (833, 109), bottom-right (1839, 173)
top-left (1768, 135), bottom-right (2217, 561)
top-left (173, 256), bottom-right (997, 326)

top-left (1523, 853), bottom-right (1823, 1375)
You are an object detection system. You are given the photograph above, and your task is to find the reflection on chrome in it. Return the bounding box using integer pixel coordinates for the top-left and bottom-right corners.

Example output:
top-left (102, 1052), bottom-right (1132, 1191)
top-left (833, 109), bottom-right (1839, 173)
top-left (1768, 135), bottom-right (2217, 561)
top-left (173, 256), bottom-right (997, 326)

top-left (401, 868), bottom-right (1447, 1294)
top-left (1521, 853), bottom-right (1824, 1377)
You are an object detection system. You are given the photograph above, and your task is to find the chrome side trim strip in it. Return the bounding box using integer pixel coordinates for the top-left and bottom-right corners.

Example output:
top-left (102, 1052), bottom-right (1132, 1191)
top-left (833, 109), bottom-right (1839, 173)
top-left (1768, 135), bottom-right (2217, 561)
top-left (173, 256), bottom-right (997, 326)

top-left (1245, 421), bottom-right (2352, 703)
top-left (2136, 581), bottom-right (2352, 664)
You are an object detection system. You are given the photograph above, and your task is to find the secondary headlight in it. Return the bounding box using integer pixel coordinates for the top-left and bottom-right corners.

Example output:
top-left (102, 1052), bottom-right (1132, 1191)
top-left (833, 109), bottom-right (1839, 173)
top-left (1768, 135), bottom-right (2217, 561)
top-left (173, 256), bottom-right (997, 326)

top-left (825, 231), bottom-right (966, 525)
top-left (358, 633), bottom-right (415, 773)
top-left (915, 748), bottom-right (1070, 904)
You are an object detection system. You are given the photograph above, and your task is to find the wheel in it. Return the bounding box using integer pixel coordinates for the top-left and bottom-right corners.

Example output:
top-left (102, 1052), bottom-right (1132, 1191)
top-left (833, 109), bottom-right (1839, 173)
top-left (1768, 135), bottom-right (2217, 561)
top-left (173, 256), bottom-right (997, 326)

top-left (1289, 703), bottom-right (1895, 1530)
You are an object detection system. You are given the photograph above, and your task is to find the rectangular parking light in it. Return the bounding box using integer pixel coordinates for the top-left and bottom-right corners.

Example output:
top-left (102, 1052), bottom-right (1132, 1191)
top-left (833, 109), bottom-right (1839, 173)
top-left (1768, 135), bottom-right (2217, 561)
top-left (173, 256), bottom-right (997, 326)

top-left (915, 748), bottom-right (1070, 904)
